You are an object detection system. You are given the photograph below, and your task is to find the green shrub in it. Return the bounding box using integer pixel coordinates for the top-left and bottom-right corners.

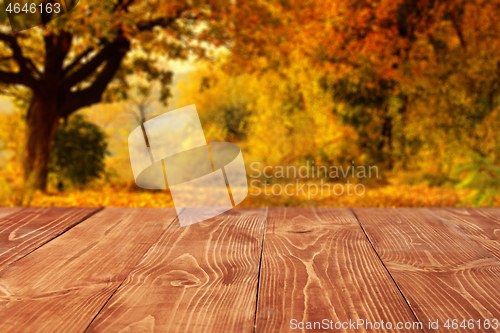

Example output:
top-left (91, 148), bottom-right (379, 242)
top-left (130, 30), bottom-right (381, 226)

top-left (50, 114), bottom-right (109, 189)
top-left (454, 151), bottom-right (500, 206)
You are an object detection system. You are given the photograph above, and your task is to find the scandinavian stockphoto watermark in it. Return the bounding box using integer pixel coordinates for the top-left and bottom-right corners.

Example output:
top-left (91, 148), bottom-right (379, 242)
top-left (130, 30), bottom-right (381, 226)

top-left (290, 318), bottom-right (499, 330)
top-left (249, 161), bottom-right (378, 199)
top-left (128, 105), bottom-right (249, 227)
top-left (290, 318), bottom-right (423, 331)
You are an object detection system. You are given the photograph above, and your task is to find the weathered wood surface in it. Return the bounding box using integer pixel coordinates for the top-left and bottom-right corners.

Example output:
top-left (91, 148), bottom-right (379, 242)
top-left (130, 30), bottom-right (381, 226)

top-left (256, 208), bottom-right (419, 332)
top-left (0, 208), bottom-right (177, 332)
top-left (0, 207), bottom-right (100, 272)
top-left (87, 208), bottom-right (266, 333)
top-left (0, 207), bottom-right (24, 220)
top-left (431, 208), bottom-right (500, 260)
top-left (354, 208), bottom-right (500, 333)
top-left (1, 207), bottom-right (500, 332)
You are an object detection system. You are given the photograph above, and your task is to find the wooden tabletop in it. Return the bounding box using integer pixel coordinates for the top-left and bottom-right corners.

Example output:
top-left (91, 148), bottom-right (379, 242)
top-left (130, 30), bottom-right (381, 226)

top-left (0, 207), bottom-right (499, 332)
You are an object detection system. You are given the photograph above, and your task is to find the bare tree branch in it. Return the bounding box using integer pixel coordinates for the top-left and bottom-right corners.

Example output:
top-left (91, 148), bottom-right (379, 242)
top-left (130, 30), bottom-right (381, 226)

top-left (60, 38), bottom-right (131, 116)
top-left (0, 70), bottom-right (26, 85)
top-left (62, 46), bottom-right (96, 77)
top-left (60, 40), bottom-right (121, 90)
top-left (0, 33), bottom-right (40, 89)
top-left (62, 6), bottom-right (188, 91)
top-left (136, 6), bottom-right (190, 32)
top-left (450, 14), bottom-right (467, 50)
top-left (113, 0), bottom-right (136, 13)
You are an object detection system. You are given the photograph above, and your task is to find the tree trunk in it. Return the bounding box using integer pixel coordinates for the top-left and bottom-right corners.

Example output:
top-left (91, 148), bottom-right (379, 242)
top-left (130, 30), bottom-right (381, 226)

top-left (380, 113), bottom-right (393, 170)
top-left (23, 94), bottom-right (60, 191)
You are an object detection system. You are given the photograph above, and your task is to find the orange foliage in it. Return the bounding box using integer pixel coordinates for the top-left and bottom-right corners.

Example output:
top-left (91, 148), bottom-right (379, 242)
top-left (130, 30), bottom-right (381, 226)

top-left (0, 183), bottom-right (495, 208)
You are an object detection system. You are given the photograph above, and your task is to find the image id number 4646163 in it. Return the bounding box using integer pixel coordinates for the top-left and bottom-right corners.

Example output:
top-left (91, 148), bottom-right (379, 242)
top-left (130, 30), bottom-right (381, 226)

top-left (6, 2), bottom-right (61, 14)
top-left (443, 319), bottom-right (498, 330)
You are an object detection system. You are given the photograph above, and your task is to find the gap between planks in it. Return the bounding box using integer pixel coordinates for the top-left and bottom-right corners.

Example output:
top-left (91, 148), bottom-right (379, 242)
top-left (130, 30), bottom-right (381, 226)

top-left (255, 208), bottom-right (421, 332)
top-left (350, 208), bottom-right (423, 332)
top-left (8, 207), bottom-right (104, 266)
top-left (353, 208), bottom-right (500, 333)
top-left (0, 207), bottom-right (103, 273)
top-left (85, 208), bottom-right (266, 332)
top-left (83, 213), bottom-right (183, 333)
top-left (0, 207), bottom-right (179, 332)
top-left (253, 208), bottom-right (267, 333)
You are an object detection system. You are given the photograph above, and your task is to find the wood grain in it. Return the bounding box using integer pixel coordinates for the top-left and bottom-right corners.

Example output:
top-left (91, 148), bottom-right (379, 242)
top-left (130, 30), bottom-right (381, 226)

top-left (431, 208), bottom-right (500, 260)
top-left (0, 207), bottom-right (99, 272)
top-left (256, 208), bottom-right (420, 332)
top-left (0, 207), bottom-right (24, 220)
top-left (354, 208), bottom-right (500, 333)
top-left (0, 207), bottom-right (177, 332)
top-left (87, 208), bottom-right (266, 333)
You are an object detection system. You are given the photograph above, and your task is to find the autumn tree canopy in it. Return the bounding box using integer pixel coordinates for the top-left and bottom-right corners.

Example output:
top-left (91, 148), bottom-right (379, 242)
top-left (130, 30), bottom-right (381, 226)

top-left (1, 0), bottom-right (499, 191)
top-left (228, 0), bottom-right (500, 174)
top-left (0, 0), bottom-right (237, 190)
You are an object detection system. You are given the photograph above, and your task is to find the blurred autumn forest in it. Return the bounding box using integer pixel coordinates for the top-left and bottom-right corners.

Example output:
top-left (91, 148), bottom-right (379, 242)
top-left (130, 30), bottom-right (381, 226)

top-left (0, 0), bottom-right (499, 207)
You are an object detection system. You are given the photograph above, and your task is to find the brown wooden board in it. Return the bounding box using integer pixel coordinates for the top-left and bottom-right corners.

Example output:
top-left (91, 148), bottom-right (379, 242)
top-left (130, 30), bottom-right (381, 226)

top-left (87, 208), bottom-right (266, 333)
top-left (431, 208), bottom-right (500, 260)
top-left (0, 207), bottom-right (99, 272)
top-left (0, 207), bottom-right (177, 332)
top-left (354, 208), bottom-right (500, 333)
top-left (256, 208), bottom-right (420, 332)
top-left (0, 207), bottom-right (24, 220)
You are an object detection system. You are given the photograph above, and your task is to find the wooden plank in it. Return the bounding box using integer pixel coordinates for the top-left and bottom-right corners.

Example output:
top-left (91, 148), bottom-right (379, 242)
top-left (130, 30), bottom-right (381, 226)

top-left (430, 208), bottom-right (500, 260)
top-left (256, 208), bottom-right (420, 333)
top-left (0, 207), bottom-right (177, 332)
top-left (87, 208), bottom-right (266, 333)
top-left (354, 208), bottom-right (500, 333)
top-left (0, 207), bottom-right (99, 271)
top-left (0, 207), bottom-right (24, 220)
